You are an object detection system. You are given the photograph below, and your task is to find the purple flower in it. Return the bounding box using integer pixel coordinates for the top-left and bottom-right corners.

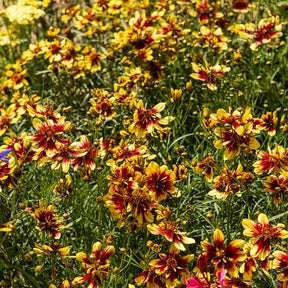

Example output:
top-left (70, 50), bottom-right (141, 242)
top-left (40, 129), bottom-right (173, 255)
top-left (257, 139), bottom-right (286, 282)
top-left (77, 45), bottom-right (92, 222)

top-left (0, 148), bottom-right (12, 163)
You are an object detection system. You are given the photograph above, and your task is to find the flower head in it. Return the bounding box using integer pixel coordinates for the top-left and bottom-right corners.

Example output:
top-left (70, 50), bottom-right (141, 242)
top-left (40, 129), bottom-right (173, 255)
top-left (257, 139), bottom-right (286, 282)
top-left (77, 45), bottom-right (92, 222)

top-left (73, 242), bottom-right (115, 288)
top-left (201, 228), bottom-right (246, 277)
top-left (242, 213), bottom-right (288, 260)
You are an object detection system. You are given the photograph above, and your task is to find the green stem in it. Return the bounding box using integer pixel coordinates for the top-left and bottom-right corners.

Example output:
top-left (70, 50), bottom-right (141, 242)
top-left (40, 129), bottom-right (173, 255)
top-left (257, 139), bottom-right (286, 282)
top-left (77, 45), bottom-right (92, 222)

top-left (256, 0), bottom-right (261, 26)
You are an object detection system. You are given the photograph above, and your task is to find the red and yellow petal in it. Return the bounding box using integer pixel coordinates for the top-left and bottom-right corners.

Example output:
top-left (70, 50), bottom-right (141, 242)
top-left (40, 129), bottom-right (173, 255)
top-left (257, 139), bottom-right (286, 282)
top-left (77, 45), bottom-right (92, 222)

top-left (76, 252), bottom-right (91, 264)
top-left (242, 219), bottom-right (261, 237)
top-left (100, 245), bottom-right (115, 261)
top-left (73, 274), bottom-right (92, 283)
top-left (214, 228), bottom-right (224, 249)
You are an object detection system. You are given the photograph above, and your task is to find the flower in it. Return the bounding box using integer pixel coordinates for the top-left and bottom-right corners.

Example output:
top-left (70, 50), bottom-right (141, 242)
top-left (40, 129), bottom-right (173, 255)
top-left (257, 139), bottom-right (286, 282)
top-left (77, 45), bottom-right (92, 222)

top-left (38, 139), bottom-right (86, 173)
top-left (33, 242), bottom-right (71, 266)
top-left (149, 244), bottom-right (194, 288)
top-left (209, 164), bottom-right (249, 199)
top-left (250, 15), bottom-right (283, 51)
top-left (194, 157), bottom-right (217, 182)
top-left (27, 116), bottom-right (71, 157)
top-left (190, 60), bottom-right (230, 90)
top-left (73, 242), bottom-right (115, 288)
top-left (253, 144), bottom-right (288, 174)
top-left (260, 111), bottom-right (278, 136)
top-left (193, 26), bottom-right (228, 53)
top-left (0, 105), bottom-right (21, 136)
top-left (201, 228), bottom-right (246, 277)
top-left (129, 100), bottom-right (173, 137)
top-left (214, 126), bottom-right (260, 160)
top-left (31, 201), bottom-right (65, 239)
top-left (262, 174), bottom-right (288, 205)
top-left (231, 0), bottom-right (251, 13)
top-left (242, 213), bottom-right (288, 260)
top-left (272, 250), bottom-right (288, 282)
top-left (71, 135), bottom-right (96, 171)
top-left (146, 161), bottom-right (176, 202)
top-left (135, 266), bottom-right (164, 288)
top-left (0, 220), bottom-right (16, 232)
top-left (148, 222), bottom-right (195, 251)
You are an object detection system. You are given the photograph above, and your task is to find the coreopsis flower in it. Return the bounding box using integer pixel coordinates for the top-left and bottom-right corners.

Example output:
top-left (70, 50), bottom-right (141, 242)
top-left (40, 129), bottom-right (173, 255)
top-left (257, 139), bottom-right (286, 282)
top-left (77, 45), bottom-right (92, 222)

top-left (228, 23), bottom-right (255, 39)
top-left (190, 60), bottom-right (230, 90)
top-left (173, 164), bottom-right (188, 181)
top-left (214, 126), bottom-right (260, 160)
top-left (272, 250), bottom-right (288, 282)
top-left (62, 4), bottom-right (81, 23)
top-left (73, 7), bottom-right (99, 29)
top-left (146, 161), bottom-right (176, 202)
top-left (71, 135), bottom-right (96, 171)
top-left (171, 88), bottom-right (182, 102)
top-left (129, 100), bottom-right (173, 137)
top-left (84, 51), bottom-right (106, 72)
top-left (61, 280), bottom-right (71, 288)
top-left (28, 99), bottom-right (62, 122)
top-left (34, 242), bottom-right (71, 265)
top-left (73, 242), bottom-right (115, 288)
top-left (138, 47), bottom-right (154, 61)
top-left (208, 164), bottom-right (250, 199)
top-left (23, 41), bottom-right (46, 61)
top-left (0, 220), bottom-right (16, 232)
top-left (39, 140), bottom-right (86, 173)
top-left (0, 105), bottom-right (21, 136)
top-left (0, 155), bottom-right (15, 183)
top-left (3, 132), bottom-right (36, 166)
top-left (250, 15), bottom-right (283, 51)
top-left (253, 144), bottom-right (288, 174)
top-left (231, 0), bottom-right (251, 13)
top-left (54, 175), bottom-right (74, 199)
top-left (149, 244), bottom-right (194, 288)
top-left (61, 41), bottom-right (82, 68)
top-left (16, 93), bottom-right (41, 116)
top-left (161, 15), bottom-right (188, 38)
top-left (47, 27), bottom-right (60, 38)
top-left (107, 162), bottom-right (137, 195)
top-left (104, 162), bottom-right (137, 222)
top-left (186, 272), bottom-right (209, 288)
top-left (129, 184), bottom-right (156, 227)
top-left (89, 94), bottom-right (116, 121)
top-left (135, 266), bottom-right (164, 288)
top-left (242, 213), bottom-right (288, 260)
top-left (148, 222), bottom-right (195, 251)
top-left (262, 174), bottom-right (288, 205)
top-left (210, 108), bottom-right (252, 136)
top-left (201, 228), bottom-right (246, 277)
top-left (44, 39), bottom-right (66, 63)
top-left (5, 67), bottom-right (29, 90)
top-left (114, 142), bottom-right (147, 163)
top-left (194, 157), bottom-right (217, 182)
top-left (260, 111), bottom-right (278, 136)
top-left (27, 116), bottom-right (71, 157)
top-left (193, 26), bottom-right (228, 53)
top-left (239, 239), bottom-right (257, 281)
top-left (32, 201), bottom-right (65, 239)
top-left (189, 0), bottom-right (223, 24)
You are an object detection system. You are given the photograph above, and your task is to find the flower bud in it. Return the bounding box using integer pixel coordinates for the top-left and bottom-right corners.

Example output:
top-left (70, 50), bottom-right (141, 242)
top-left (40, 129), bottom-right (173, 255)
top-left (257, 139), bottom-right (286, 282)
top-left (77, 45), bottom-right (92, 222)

top-left (35, 265), bottom-right (43, 273)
